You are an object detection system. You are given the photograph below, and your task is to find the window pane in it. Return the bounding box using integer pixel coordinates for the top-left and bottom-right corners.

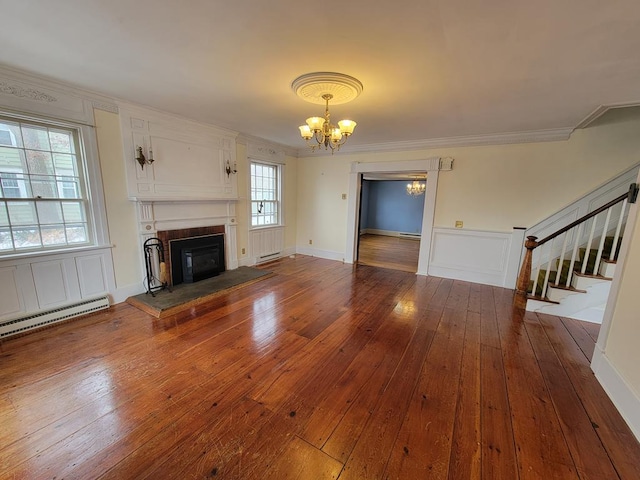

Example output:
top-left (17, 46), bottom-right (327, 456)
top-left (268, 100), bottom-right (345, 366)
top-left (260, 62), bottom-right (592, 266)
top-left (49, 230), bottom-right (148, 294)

top-left (22, 125), bottom-right (50, 151)
top-left (49, 130), bottom-right (75, 153)
top-left (1, 173), bottom-right (30, 198)
top-left (0, 204), bottom-right (8, 226)
top-left (53, 153), bottom-right (76, 176)
top-left (30, 175), bottom-right (58, 198)
top-left (0, 228), bottom-right (12, 250)
top-left (41, 225), bottom-right (67, 245)
top-left (37, 201), bottom-right (64, 224)
top-left (0, 146), bottom-right (25, 172)
top-left (58, 179), bottom-right (79, 199)
top-left (62, 202), bottom-right (85, 223)
top-left (26, 150), bottom-right (55, 175)
top-left (8, 201), bottom-right (37, 225)
top-left (0, 121), bottom-right (23, 147)
top-left (66, 225), bottom-right (87, 243)
top-left (13, 227), bottom-right (42, 249)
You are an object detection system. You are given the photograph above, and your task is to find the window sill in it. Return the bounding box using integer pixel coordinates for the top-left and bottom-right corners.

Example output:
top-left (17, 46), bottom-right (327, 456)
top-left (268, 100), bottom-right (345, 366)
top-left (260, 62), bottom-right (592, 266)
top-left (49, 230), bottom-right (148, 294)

top-left (0, 243), bottom-right (114, 262)
top-left (249, 224), bottom-right (285, 231)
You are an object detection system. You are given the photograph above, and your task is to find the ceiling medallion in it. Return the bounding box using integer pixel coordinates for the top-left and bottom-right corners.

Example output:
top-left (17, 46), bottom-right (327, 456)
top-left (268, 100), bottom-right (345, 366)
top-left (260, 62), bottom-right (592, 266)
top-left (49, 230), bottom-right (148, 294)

top-left (292, 72), bottom-right (363, 153)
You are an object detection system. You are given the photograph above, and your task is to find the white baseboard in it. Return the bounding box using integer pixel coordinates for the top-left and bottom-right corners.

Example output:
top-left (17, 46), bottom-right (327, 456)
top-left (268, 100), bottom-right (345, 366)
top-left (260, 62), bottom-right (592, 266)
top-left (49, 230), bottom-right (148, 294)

top-left (363, 228), bottom-right (420, 239)
top-left (239, 247), bottom-right (297, 267)
top-left (296, 246), bottom-right (344, 262)
top-left (110, 282), bottom-right (145, 304)
top-left (592, 345), bottom-right (640, 441)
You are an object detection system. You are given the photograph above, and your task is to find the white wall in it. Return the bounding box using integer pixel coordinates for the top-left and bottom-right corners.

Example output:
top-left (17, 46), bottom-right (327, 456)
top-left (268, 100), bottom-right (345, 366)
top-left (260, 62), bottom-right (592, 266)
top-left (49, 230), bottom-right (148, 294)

top-left (592, 169), bottom-right (640, 440)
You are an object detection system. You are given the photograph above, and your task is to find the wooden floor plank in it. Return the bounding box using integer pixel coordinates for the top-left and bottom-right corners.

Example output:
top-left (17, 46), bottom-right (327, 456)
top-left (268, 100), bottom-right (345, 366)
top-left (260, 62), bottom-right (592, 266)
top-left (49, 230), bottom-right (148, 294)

top-left (537, 313), bottom-right (640, 480)
top-left (447, 311), bottom-right (481, 480)
top-left (559, 316), bottom-right (597, 362)
top-left (1, 255), bottom-right (638, 479)
top-left (480, 344), bottom-right (519, 480)
top-left (384, 307), bottom-right (466, 479)
top-left (524, 314), bottom-right (620, 480)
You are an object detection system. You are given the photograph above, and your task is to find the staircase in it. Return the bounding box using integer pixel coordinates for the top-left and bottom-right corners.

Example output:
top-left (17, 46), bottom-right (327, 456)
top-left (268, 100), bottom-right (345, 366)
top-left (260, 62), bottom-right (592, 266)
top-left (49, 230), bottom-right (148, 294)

top-left (526, 236), bottom-right (622, 322)
top-left (515, 182), bottom-right (639, 323)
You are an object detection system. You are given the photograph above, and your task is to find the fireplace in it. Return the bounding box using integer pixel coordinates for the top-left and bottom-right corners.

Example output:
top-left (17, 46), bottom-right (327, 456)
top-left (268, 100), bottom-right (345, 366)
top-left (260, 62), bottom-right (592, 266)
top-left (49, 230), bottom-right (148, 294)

top-left (156, 226), bottom-right (227, 286)
top-left (170, 234), bottom-right (225, 284)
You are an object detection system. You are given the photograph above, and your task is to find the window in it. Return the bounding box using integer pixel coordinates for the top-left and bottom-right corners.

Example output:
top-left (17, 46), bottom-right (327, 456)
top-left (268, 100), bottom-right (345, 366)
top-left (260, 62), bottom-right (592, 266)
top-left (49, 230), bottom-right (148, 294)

top-left (0, 115), bottom-right (90, 253)
top-left (250, 161), bottom-right (280, 227)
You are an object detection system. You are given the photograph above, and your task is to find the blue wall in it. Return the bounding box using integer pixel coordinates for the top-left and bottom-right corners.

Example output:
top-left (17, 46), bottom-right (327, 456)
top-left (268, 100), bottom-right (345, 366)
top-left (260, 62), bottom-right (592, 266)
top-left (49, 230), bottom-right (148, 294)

top-left (361, 180), bottom-right (425, 234)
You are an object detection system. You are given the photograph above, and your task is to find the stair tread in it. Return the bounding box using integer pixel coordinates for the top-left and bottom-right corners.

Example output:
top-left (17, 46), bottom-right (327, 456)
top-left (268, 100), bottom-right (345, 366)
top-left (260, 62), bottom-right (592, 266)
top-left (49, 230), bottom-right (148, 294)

top-left (526, 294), bottom-right (560, 304)
top-left (572, 272), bottom-right (612, 280)
top-left (548, 283), bottom-right (587, 293)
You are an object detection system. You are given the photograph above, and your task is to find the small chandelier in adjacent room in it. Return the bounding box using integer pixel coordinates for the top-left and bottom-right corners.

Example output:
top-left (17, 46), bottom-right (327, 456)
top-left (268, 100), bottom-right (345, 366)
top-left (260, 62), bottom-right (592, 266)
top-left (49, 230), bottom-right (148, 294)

top-left (292, 72), bottom-right (363, 154)
top-left (406, 179), bottom-right (426, 196)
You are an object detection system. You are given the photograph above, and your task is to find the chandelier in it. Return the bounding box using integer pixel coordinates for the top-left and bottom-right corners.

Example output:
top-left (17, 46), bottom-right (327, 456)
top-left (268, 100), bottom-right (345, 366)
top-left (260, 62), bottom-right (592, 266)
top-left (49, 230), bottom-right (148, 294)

top-left (292, 72), bottom-right (363, 154)
top-left (406, 180), bottom-right (426, 196)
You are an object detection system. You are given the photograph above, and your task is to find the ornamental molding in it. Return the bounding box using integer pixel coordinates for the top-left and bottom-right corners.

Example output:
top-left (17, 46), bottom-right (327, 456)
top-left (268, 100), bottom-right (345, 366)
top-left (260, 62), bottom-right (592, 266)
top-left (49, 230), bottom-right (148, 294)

top-left (0, 81), bottom-right (57, 103)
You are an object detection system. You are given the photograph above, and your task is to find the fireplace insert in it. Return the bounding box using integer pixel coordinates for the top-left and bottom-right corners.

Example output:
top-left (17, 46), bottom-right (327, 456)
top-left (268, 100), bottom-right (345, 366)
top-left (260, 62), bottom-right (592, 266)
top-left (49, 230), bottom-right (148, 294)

top-left (169, 234), bottom-right (225, 285)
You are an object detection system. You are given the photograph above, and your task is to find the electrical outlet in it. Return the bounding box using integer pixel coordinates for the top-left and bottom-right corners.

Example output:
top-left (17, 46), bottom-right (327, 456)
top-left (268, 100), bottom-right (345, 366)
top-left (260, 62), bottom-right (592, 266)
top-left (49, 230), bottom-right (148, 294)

top-left (455, 220), bottom-right (463, 228)
top-left (241, 248), bottom-right (246, 255)
top-left (342, 193), bottom-right (347, 200)
top-left (309, 239), bottom-right (313, 245)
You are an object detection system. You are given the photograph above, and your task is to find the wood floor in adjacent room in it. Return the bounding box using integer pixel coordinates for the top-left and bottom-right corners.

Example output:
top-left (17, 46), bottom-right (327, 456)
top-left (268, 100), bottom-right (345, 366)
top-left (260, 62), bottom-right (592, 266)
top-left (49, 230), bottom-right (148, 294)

top-left (1, 255), bottom-right (639, 479)
top-left (357, 233), bottom-right (420, 272)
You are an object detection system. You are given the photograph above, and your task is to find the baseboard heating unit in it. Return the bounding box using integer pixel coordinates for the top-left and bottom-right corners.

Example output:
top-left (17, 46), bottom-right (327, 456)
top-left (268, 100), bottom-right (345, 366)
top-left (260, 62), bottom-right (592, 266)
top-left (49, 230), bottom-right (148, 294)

top-left (257, 252), bottom-right (281, 264)
top-left (0, 295), bottom-right (111, 339)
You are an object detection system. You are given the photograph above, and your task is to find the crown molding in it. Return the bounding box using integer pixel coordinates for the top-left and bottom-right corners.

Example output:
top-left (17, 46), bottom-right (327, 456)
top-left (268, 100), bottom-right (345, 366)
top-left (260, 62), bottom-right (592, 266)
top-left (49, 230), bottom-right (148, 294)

top-left (575, 102), bottom-right (640, 129)
top-left (313, 128), bottom-right (575, 156)
top-left (0, 64), bottom-right (119, 120)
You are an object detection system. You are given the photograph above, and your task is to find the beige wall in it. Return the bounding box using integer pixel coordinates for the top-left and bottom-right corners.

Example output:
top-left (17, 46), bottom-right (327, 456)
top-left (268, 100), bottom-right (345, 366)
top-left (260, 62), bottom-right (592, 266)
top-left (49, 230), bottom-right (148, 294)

top-left (93, 109), bottom-right (142, 289)
top-left (283, 153), bottom-right (298, 249)
top-left (604, 198), bottom-right (640, 398)
top-left (235, 142), bottom-right (250, 261)
top-left (296, 116), bottom-right (640, 255)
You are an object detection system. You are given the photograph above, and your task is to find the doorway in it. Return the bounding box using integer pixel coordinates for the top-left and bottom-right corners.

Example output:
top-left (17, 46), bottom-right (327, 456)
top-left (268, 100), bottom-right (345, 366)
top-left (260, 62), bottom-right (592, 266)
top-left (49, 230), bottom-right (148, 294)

top-left (357, 177), bottom-right (425, 272)
top-left (344, 157), bottom-right (450, 276)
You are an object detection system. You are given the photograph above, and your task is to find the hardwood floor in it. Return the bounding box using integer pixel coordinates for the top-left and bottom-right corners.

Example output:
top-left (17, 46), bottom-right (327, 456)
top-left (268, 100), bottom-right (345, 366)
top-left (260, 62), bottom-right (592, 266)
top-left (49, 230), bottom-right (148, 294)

top-left (357, 233), bottom-right (420, 272)
top-left (1, 255), bottom-right (639, 479)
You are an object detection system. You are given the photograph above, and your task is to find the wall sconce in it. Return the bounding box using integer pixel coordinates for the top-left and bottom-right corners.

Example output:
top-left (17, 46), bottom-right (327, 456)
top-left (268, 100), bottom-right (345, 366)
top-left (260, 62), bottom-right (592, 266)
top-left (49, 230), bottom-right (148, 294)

top-left (135, 146), bottom-right (154, 170)
top-left (225, 159), bottom-right (237, 177)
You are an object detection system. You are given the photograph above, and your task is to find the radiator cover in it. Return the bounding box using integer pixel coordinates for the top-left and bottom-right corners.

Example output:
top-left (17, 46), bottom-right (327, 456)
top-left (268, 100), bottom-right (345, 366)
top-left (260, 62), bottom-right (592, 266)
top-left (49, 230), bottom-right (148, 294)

top-left (0, 296), bottom-right (110, 339)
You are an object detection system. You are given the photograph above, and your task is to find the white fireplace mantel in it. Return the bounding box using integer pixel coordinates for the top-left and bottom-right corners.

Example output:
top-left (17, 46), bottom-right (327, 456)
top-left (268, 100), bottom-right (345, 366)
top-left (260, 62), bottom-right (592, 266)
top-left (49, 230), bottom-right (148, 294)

top-left (134, 198), bottom-right (239, 271)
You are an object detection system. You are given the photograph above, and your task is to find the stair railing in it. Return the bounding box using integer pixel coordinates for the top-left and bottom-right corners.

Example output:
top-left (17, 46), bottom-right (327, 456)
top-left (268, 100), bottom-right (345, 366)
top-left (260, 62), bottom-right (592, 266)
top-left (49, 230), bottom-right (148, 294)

top-left (514, 183), bottom-right (639, 309)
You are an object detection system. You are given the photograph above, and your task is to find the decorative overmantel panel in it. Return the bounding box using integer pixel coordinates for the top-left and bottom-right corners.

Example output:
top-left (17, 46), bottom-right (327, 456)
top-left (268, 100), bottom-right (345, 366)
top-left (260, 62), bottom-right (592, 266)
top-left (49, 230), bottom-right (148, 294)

top-left (119, 103), bottom-right (239, 202)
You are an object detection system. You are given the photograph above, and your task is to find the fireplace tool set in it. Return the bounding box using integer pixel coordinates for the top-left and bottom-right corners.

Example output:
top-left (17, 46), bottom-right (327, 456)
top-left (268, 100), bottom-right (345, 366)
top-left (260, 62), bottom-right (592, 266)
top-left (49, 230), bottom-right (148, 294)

top-left (143, 237), bottom-right (171, 296)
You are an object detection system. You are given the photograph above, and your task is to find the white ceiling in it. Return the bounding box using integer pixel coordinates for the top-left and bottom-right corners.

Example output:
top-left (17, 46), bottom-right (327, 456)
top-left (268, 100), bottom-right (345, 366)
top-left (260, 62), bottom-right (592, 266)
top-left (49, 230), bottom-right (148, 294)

top-left (2, 0), bottom-right (640, 150)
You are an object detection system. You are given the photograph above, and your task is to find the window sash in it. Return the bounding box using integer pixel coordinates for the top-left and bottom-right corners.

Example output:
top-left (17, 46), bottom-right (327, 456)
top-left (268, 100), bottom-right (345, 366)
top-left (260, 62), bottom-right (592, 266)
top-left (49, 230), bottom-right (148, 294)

top-left (0, 115), bottom-right (91, 254)
top-left (250, 162), bottom-right (280, 227)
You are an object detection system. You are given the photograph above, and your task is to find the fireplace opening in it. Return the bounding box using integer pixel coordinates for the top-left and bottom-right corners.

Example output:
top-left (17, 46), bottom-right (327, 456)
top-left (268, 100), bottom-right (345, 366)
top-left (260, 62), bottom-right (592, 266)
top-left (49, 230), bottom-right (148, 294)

top-left (169, 234), bottom-right (225, 285)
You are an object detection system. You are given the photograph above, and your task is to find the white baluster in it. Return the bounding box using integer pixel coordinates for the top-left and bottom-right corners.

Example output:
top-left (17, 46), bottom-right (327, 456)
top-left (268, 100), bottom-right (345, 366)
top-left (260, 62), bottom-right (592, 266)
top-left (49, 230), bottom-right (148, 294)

top-left (532, 250), bottom-right (542, 297)
top-left (609, 199), bottom-right (627, 260)
top-left (593, 207), bottom-right (612, 275)
top-left (541, 239), bottom-right (555, 299)
top-left (581, 214), bottom-right (598, 275)
top-left (554, 231), bottom-right (569, 286)
top-left (566, 223), bottom-right (584, 288)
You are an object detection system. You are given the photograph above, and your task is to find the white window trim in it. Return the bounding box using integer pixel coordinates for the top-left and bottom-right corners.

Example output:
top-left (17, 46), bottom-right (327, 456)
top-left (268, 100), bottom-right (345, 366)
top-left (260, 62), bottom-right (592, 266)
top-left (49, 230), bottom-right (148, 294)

top-left (248, 159), bottom-right (283, 230)
top-left (0, 110), bottom-right (110, 257)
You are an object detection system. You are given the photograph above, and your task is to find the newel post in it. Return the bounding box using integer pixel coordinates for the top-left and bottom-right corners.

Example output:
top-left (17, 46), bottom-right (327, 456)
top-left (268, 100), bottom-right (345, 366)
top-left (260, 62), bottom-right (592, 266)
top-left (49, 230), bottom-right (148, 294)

top-left (514, 236), bottom-right (538, 310)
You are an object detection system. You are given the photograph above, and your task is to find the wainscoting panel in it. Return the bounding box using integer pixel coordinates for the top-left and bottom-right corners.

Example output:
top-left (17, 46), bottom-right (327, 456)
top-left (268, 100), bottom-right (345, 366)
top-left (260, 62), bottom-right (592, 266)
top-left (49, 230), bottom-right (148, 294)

top-left (428, 228), bottom-right (522, 287)
top-left (31, 259), bottom-right (73, 309)
top-left (76, 254), bottom-right (108, 298)
top-left (0, 267), bottom-right (23, 318)
top-left (250, 227), bottom-right (284, 263)
top-left (0, 247), bottom-right (115, 322)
